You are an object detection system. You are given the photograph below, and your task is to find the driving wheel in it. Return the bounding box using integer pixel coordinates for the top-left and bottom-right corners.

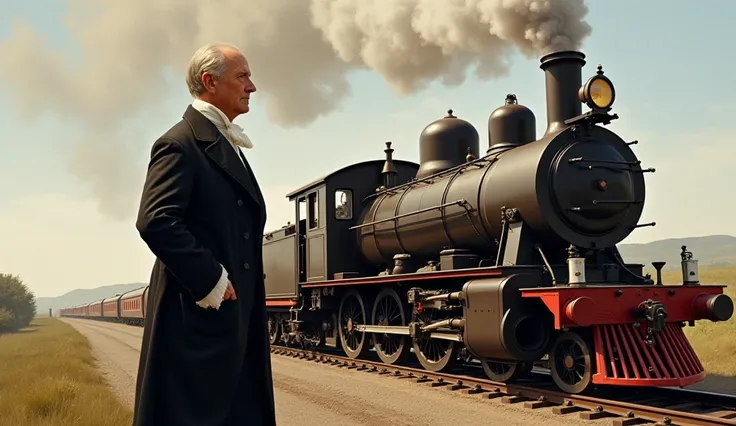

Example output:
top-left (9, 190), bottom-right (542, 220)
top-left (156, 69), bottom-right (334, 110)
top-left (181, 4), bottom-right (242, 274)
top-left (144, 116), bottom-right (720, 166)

top-left (338, 289), bottom-right (371, 359)
top-left (268, 314), bottom-right (282, 345)
top-left (480, 359), bottom-right (534, 382)
top-left (371, 287), bottom-right (410, 364)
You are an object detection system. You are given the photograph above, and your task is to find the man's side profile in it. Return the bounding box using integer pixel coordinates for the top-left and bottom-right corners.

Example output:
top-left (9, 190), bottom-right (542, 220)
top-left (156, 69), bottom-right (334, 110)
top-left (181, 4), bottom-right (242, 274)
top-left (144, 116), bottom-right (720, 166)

top-left (133, 42), bottom-right (276, 426)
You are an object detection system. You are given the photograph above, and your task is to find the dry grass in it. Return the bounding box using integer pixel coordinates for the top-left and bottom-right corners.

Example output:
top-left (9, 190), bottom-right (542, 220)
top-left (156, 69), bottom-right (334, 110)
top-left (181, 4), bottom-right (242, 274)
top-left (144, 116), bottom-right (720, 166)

top-left (0, 317), bottom-right (132, 426)
top-left (653, 266), bottom-right (736, 393)
top-left (658, 267), bottom-right (736, 377)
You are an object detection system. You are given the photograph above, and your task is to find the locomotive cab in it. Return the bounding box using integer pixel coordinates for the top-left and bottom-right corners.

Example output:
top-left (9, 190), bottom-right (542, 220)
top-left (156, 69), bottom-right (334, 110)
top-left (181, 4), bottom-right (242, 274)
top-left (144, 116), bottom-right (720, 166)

top-left (262, 153), bottom-right (419, 303)
top-left (260, 152), bottom-right (419, 349)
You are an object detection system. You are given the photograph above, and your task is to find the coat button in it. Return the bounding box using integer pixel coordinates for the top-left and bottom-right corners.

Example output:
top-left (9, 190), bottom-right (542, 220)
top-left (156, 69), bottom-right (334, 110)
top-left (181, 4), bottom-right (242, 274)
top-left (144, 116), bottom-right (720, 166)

top-left (243, 232), bottom-right (250, 240)
top-left (243, 263), bottom-right (250, 270)
top-left (237, 199), bottom-right (243, 206)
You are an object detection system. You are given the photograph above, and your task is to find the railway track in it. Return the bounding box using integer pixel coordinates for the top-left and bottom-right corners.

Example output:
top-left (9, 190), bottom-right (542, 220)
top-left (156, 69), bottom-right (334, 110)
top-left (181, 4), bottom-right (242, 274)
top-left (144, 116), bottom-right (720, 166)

top-left (269, 344), bottom-right (736, 426)
top-left (65, 318), bottom-right (736, 425)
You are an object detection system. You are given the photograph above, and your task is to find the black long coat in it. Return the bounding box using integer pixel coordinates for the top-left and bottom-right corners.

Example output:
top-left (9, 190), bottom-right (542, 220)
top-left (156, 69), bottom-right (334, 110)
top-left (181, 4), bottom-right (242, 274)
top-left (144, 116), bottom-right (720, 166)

top-left (133, 105), bottom-right (275, 426)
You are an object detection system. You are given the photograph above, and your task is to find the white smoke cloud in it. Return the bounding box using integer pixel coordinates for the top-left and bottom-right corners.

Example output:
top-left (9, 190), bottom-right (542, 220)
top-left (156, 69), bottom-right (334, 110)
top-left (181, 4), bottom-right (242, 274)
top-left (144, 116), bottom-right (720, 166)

top-left (0, 0), bottom-right (591, 219)
top-left (310, 0), bottom-right (592, 94)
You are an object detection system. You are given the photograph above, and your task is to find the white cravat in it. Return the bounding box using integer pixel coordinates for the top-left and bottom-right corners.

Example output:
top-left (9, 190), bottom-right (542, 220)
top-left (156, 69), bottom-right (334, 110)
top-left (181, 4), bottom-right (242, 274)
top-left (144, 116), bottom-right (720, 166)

top-left (191, 99), bottom-right (254, 150)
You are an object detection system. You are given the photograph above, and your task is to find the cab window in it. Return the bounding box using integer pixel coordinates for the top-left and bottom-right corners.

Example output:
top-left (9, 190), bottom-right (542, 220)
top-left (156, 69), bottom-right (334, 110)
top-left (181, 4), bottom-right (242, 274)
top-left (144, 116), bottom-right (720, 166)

top-left (308, 192), bottom-right (319, 229)
top-left (335, 189), bottom-right (352, 220)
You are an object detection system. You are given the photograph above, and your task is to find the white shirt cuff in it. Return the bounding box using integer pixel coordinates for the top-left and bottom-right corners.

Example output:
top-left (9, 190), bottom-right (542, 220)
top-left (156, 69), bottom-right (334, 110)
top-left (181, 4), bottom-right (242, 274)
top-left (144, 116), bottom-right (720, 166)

top-left (196, 265), bottom-right (229, 310)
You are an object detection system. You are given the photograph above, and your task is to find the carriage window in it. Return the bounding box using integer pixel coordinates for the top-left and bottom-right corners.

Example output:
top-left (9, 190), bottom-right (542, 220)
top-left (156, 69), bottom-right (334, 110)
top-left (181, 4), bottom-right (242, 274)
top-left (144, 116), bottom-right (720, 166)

top-left (335, 189), bottom-right (353, 220)
top-left (308, 192), bottom-right (318, 229)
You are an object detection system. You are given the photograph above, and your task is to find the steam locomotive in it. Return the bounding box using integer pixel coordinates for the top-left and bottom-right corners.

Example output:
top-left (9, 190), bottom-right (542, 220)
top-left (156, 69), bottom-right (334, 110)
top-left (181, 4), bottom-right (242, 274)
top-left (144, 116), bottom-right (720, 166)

top-left (259, 50), bottom-right (734, 394)
top-left (61, 49), bottom-right (734, 395)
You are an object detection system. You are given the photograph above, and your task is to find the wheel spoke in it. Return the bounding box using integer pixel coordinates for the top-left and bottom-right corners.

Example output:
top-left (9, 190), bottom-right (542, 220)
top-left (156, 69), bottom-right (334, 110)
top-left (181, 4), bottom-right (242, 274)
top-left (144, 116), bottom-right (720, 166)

top-left (339, 291), bottom-right (370, 358)
top-left (370, 288), bottom-right (408, 364)
top-left (550, 332), bottom-right (592, 394)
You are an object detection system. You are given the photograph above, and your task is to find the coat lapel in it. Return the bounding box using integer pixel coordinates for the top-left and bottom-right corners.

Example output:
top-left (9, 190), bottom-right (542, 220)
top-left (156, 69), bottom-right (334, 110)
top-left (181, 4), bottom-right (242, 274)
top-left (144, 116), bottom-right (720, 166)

top-left (183, 105), bottom-right (262, 207)
top-left (238, 153), bottom-right (267, 225)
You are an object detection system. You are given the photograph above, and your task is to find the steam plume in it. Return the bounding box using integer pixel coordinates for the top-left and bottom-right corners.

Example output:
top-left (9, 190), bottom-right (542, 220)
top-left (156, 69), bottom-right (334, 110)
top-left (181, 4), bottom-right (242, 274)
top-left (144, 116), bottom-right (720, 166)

top-left (0, 0), bottom-right (591, 219)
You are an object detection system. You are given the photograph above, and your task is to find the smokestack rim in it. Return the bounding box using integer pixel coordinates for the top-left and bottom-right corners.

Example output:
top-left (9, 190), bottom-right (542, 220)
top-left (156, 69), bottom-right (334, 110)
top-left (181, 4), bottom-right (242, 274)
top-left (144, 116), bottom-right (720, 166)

top-left (539, 50), bottom-right (587, 70)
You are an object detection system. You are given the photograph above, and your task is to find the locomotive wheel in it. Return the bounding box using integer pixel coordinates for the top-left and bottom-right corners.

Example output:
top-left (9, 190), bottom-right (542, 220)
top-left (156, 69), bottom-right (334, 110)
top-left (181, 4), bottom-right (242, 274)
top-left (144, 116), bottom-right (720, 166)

top-left (411, 308), bottom-right (458, 372)
top-left (268, 314), bottom-right (282, 345)
top-left (371, 287), bottom-right (410, 365)
top-left (549, 331), bottom-right (593, 394)
top-left (480, 359), bottom-right (534, 382)
top-left (413, 336), bottom-right (456, 372)
top-left (338, 289), bottom-right (371, 359)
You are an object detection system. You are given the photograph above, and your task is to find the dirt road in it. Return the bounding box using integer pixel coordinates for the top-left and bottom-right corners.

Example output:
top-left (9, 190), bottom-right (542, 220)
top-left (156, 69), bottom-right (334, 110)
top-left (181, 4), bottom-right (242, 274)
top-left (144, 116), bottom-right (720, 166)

top-left (63, 318), bottom-right (613, 426)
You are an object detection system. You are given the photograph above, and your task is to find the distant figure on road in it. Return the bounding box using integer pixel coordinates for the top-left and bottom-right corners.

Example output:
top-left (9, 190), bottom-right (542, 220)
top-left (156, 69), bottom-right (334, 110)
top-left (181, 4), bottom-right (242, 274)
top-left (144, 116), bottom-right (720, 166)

top-left (133, 43), bottom-right (275, 426)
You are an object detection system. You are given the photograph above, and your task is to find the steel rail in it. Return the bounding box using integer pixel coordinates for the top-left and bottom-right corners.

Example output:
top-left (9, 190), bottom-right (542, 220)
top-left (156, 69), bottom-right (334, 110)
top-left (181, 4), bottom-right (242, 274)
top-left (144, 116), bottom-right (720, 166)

top-left (270, 345), bottom-right (736, 426)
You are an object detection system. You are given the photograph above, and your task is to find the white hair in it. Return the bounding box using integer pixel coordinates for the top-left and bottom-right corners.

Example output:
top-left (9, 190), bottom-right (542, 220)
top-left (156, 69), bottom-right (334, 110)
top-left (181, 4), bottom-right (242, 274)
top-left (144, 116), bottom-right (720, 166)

top-left (185, 43), bottom-right (241, 97)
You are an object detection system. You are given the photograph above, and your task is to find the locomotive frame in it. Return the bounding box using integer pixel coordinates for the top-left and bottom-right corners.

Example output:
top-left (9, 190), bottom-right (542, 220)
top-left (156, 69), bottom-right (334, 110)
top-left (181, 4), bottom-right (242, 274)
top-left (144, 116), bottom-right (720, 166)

top-left (62, 48), bottom-right (734, 396)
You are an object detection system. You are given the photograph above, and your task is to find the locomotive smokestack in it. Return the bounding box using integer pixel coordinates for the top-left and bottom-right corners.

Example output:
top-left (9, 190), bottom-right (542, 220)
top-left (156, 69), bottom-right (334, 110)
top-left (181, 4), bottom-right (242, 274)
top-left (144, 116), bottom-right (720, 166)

top-left (381, 141), bottom-right (398, 188)
top-left (539, 50), bottom-right (587, 136)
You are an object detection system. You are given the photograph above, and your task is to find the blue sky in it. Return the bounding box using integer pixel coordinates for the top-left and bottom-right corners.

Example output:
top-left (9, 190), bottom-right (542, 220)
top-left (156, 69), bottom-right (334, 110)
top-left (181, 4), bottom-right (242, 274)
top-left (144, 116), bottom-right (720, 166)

top-left (1, 0), bottom-right (734, 297)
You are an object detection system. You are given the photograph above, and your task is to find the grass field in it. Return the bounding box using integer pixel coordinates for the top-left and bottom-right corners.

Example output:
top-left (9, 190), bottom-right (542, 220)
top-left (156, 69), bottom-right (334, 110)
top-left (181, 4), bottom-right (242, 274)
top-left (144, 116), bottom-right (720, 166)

top-left (0, 317), bottom-right (132, 426)
top-left (659, 267), bottom-right (736, 378)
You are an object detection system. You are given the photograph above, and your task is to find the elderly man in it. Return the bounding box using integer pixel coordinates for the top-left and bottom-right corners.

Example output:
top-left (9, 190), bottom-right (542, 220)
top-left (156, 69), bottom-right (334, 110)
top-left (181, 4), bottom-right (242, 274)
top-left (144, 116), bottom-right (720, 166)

top-left (133, 43), bottom-right (276, 426)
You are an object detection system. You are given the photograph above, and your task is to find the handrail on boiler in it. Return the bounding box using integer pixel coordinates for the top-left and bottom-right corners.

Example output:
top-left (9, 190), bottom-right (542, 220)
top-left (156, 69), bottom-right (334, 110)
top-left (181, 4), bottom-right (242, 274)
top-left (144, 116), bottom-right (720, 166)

top-left (348, 199), bottom-right (471, 230)
top-left (364, 154), bottom-right (497, 202)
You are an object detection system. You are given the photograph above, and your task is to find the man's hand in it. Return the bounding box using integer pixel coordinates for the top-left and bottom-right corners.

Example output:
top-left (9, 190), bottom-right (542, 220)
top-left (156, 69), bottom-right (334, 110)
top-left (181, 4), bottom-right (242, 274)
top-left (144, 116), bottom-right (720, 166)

top-left (223, 280), bottom-right (237, 301)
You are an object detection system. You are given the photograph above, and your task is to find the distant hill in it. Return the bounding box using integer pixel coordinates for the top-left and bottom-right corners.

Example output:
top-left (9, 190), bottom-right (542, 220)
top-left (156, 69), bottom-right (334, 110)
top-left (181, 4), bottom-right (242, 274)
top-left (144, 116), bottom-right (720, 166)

top-left (618, 234), bottom-right (736, 272)
top-left (38, 282), bottom-right (146, 316)
top-left (37, 235), bottom-right (736, 315)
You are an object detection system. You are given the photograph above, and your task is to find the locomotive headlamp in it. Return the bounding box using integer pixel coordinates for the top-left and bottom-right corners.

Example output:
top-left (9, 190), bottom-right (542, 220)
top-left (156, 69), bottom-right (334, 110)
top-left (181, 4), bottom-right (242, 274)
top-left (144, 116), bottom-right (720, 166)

top-left (579, 64), bottom-right (616, 110)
